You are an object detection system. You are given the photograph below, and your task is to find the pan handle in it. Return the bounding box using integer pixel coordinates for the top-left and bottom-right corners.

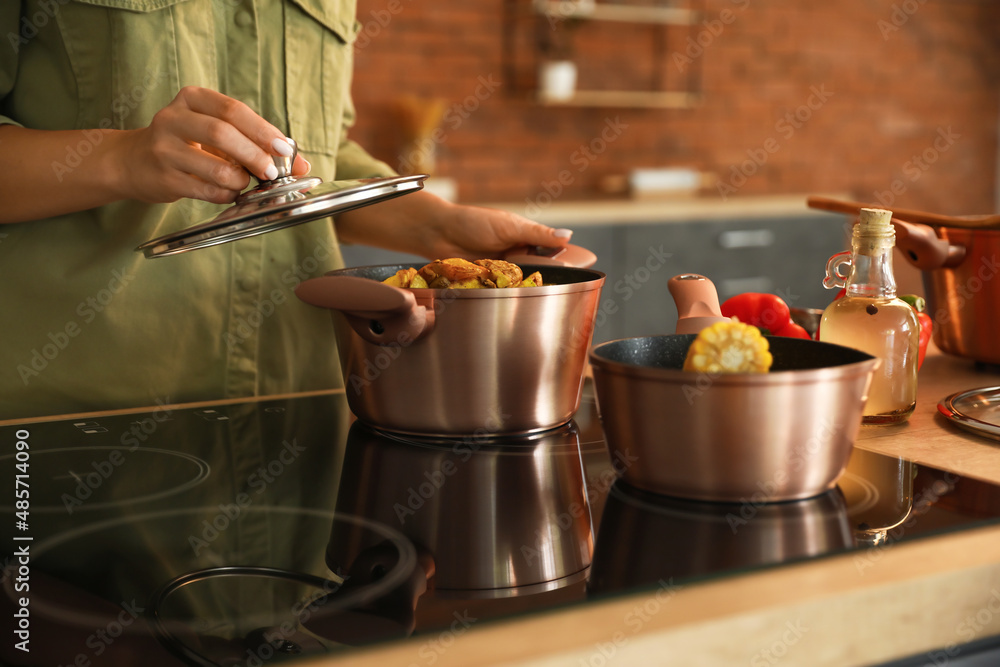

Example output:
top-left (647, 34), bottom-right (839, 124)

top-left (807, 195), bottom-right (1000, 229)
top-left (502, 243), bottom-right (597, 268)
top-left (892, 219), bottom-right (966, 270)
top-left (806, 196), bottom-right (966, 270)
top-left (294, 275), bottom-right (435, 345)
top-left (668, 274), bottom-right (730, 334)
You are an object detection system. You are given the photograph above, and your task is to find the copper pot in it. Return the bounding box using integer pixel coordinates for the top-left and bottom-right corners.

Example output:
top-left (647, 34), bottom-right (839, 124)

top-left (586, 273), bottom-right (878, 502)
top-left (807, 196), bottom-right (1000, 364)
top-left (898, 224), bottom-right (1000, 364)
top-left (295, 255), bottom-right (605, 436)
top-left (589, 335), bottom-right (878, 502)
top-left (864, 215), bottom-right (999, 364)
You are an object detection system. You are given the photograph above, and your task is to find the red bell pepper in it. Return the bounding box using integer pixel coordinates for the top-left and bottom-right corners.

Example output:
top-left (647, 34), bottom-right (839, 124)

top-left (719, 293), bottom-right (811, 339)
top-left (899, 294), bottom-right (932, 370)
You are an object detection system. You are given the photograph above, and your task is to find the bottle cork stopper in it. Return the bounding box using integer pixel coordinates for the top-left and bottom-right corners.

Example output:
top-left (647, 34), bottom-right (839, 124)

top-left (854, 207), bottom-right (895, 254)
top-left (858, 208), bottom-right (893, 232)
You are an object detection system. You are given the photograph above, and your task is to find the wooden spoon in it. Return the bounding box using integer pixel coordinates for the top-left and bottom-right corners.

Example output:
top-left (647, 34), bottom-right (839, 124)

top-left (807, 196), bottom-right (1000, 229)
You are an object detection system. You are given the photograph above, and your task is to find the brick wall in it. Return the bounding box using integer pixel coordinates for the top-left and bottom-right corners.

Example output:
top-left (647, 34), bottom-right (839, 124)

top-left (349, 0), bottom-right (1000, 215)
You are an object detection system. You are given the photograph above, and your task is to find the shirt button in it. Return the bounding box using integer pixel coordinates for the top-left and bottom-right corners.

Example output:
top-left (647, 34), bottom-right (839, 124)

top-left (238, 278), bottom-right (256, 291)
top-left (235, 11), bottom-right (253, 27)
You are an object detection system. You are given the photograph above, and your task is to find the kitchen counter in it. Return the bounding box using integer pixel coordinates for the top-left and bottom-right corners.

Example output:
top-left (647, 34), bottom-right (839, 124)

top-left (481, 193), bottom-right (847, 228)
top-left (303, 346), bottom-right (1000, 667)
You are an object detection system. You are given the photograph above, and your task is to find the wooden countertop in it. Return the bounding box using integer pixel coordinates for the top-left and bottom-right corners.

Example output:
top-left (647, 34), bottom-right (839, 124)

top-left (855, 348), bottom-right (1000, 484)
top-left (481, 193), bottom-right (847, 228)
top-left (303, 346), bottom-right (1000, 667)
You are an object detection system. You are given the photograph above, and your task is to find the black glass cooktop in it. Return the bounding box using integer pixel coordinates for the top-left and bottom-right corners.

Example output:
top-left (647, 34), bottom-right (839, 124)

top-left (3, 385), bottom-right (1000, 666)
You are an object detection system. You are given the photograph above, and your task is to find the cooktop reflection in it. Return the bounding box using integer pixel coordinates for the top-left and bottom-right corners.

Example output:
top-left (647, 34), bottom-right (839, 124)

top-left (3, 386), bottom-right (1000, 667)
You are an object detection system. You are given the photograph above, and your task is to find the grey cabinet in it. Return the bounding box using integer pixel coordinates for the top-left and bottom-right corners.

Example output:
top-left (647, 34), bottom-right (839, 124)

top-left (339, 216), bottom-right (847, 345)
top-left (571, 217), bottom-right (847, 343)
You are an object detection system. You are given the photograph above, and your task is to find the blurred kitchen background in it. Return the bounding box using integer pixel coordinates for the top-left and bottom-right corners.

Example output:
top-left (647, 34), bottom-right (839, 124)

top-left (339, 0), bottom-right (1000, 343)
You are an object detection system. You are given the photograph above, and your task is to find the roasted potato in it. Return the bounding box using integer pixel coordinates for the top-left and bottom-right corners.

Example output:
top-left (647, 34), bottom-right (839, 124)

top-left (519, 271), bottom-right (543, 287)
top-left (474, 259), bottom-right (522, 288)
top-left (429, 276), bottom-right (486, 289)
top-left (382, 258), bottom-right (544, 289)
top-left (418, 258), bottom-right (489, 286)
top-left (382, 267), bottom-right (429, 288)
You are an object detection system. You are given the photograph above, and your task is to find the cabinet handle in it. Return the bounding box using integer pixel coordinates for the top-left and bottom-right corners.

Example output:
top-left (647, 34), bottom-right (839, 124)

top-left (720, 277), bottom-right (774, 297)
top-left (717, 229), bottom-right (775, 249)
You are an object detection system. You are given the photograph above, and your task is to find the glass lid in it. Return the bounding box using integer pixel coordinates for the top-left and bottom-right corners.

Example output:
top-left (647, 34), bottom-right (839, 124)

top-left (938, 385), bottom-right (1000, 441)
top-left (136, 139), bottom-right (425, 258)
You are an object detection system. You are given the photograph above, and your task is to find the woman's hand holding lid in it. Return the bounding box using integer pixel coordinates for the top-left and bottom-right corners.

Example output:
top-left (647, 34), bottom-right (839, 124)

top-left (114, 86), bottom-right (310, 205)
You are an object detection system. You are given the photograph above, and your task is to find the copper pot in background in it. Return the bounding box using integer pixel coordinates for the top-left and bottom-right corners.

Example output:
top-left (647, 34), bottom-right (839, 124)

top-left (296, 262), bottom-right (605, 437)
top-left (908, 226), bottom-right (1000, 365)
top-left (807, 196), bottom-right (1000, 365)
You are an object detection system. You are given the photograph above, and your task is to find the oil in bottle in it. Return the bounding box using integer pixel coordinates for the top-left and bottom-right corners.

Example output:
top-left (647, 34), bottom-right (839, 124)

top-left (819, 208), bottom-right (919, 424)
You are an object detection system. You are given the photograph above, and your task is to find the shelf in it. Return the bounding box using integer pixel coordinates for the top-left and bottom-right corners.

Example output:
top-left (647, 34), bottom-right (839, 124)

top-left (533, 0), bottom-right (698, 25)
top-left (537, 89), bottom-right (701, 109)
top-left (503, 0), bottom-right (703, 109)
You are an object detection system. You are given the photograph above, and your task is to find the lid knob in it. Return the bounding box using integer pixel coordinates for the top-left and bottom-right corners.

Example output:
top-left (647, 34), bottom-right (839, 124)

top-left (233, 138), bottom-right (310, 205)
top-left (271, 138), bottom-right (297, 181)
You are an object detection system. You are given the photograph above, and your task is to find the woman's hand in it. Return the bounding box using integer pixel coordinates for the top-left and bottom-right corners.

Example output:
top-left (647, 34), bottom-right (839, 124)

top-left (0, 87), bottom-right (309, 223)
top-left (115, 86), bottom-right (310, 205)
top-left (335, 190), bottom-right (573, 260)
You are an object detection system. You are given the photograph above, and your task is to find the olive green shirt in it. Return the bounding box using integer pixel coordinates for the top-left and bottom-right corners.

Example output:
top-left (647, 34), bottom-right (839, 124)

top-left (0, 0), bottom-right (396, 419)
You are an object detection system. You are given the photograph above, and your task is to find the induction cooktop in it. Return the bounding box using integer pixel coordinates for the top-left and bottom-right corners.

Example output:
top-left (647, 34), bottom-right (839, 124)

top-left (3, 385), bottom-right (999, 666)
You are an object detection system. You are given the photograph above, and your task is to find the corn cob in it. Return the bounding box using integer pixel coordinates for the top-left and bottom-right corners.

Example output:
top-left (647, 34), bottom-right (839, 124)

top-left (683, 319), bottom-right (773, 374)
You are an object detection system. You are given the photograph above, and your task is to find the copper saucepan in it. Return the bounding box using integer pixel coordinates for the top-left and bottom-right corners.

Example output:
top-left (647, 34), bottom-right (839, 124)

top-left (587, 274), bottom-right (878, 502)
top-left (808, 196), bottom-right (1000, 364)
top-left (295, 246), bottom-right (605, 436)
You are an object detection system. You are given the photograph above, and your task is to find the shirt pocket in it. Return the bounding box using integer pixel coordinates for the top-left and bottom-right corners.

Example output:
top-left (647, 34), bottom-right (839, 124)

top-left (285, 0), bottom-right (359, 156)
top-left (62, 0), bottom-right (201, 130)
top-left (72, 0), bottom-right (189, 9)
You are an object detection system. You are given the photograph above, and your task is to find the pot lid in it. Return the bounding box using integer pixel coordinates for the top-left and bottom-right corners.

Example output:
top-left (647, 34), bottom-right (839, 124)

top-left (137, 139), bottom-right (426, 258)
top-left (938, 386), bottom-right (1000, 441)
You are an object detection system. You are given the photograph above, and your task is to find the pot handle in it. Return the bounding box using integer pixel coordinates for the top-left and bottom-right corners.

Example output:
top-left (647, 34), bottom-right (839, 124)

top-left (892, 219), bottom-right (966, 270)
top-left (502, 243), bottom-right (597, 268)
top-left (668, 273), bottom-right (731, 334)
top-left (294, 275), bottom-right (435, 345)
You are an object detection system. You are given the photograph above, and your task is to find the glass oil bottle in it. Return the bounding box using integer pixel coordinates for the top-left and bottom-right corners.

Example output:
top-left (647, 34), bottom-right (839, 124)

top-left (820, 208), bottom-right (919, 424)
